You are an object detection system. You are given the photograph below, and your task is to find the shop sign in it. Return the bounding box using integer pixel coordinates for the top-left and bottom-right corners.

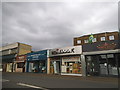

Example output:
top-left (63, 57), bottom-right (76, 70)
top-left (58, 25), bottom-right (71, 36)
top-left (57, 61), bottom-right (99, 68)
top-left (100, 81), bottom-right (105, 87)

top-left (52, 48), bottom-right (75, 55)
top-left (27, 50), bottom-right (47, 61)
top-left (97, 43), bottom-right (116, 50)
top-left (16, 55), bottom-right (26, 61)
top-left (49, 46), bottom-right (82, 57)
top-left (82, 40), bottom-right (118, 52)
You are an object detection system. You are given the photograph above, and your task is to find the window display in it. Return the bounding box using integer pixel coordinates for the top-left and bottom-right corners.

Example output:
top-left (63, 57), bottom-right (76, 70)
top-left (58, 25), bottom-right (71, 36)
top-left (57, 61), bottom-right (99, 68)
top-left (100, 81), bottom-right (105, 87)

top-left (62, 56), bottom-right (82, 74)
top-left (28, 61), bottom-right (46, 73)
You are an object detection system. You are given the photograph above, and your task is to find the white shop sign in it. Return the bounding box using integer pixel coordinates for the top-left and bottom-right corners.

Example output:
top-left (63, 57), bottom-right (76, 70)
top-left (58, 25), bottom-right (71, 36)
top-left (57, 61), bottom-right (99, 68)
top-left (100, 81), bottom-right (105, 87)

top-left (49, 46), bottom-right (82, 57)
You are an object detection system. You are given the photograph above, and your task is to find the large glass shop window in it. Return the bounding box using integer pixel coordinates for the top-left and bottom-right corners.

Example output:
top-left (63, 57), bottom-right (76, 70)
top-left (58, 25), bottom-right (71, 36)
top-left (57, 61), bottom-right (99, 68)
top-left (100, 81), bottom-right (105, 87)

top-left (107, 54), bottom-right (118, 75)
top-left (29, 62), bottom-right (39, 72)
top-left (39, 61), bottom-right (46, 73)
top-left (86, 54), bottom-right (118, 76)
top-left (61, 56), bottom-right (81, 74)
top-left (28, 61), bottom-right (46, 73)
top-left (99, 54), bottom-right (118, 76)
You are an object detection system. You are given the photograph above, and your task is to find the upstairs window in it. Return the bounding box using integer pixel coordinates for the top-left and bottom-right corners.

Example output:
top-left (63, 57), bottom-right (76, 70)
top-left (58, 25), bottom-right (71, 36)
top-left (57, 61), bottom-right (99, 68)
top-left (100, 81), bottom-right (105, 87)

top-left (109, 35), bottom-right (114, 40)
top-left (84, 39), bottom-right (88, 43)
top-left (77, 40), bottom-right (81, 44)
top-left (100, 37), bottom-right (106, 41)
top-left (92, 38), bottom-right (97, 42)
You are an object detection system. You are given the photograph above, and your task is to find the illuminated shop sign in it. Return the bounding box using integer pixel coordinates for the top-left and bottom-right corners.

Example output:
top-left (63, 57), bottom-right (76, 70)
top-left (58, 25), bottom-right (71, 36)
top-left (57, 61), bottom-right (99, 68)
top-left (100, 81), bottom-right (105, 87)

top-left (49, 46), bottom-right (82, 57)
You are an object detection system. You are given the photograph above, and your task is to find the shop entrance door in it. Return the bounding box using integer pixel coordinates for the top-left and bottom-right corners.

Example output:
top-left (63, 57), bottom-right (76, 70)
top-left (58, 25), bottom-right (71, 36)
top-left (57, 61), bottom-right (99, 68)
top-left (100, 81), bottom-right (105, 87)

top-left (86, 56), bottom-right (100, 76)
top-left (107, 54), bottom-right (118, 76)
top-left (99, 55), bottom-right (108, 76)
top-left (6, 63), bottom-right (13, 72)
top-left (53, 61), bottom-right (61, 74)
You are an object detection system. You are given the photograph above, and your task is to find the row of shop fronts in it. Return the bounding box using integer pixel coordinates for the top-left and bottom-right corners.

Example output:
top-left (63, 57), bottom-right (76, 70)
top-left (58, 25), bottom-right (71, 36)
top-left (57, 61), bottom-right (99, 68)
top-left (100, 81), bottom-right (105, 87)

top-left (2, 44), bottom-right (120, 77)
top-left (1, 32), bottom-right (119, 77)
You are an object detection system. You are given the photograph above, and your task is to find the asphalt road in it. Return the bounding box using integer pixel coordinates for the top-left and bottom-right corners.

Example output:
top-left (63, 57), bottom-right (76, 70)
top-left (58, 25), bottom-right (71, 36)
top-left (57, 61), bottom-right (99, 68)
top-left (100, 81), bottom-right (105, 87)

top-left (1, 72), bottom-right (119, 90)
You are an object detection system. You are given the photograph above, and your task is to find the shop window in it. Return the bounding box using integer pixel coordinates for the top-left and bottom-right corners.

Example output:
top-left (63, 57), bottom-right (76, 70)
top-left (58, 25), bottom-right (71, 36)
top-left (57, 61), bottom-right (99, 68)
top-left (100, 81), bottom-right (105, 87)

top-left (62, 56), bottom-right (81, 74)
top-left (77, 40), bottom-right (81, 44)
top-left (100, 37), bottom-right (106, 41)
top-left (10, 48), bottom-right (17, 54)
top-left (100, 55), bottom-right (106, 59)
top-left (109, 35), bottom-right (115, 40)
top-left (2, 50), bottom-right (9, 55)
top-left (65, 62), bottom-right (81, 74)
top-left (17, 63), bottom-right (24, 68)
top-left (84, 39), bottom-right (88, 43)
top-left (86, 56), bottom-right (91, 61)
top-left (107, 54), bottom-right (118, 75)
top-left (107, 54), bottom-right (114, 58)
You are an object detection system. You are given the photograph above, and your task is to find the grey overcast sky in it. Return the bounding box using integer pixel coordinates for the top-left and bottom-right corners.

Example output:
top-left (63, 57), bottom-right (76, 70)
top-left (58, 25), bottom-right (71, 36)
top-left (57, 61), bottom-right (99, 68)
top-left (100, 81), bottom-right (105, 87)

top-left (2, 1), bottom-right (118, 51)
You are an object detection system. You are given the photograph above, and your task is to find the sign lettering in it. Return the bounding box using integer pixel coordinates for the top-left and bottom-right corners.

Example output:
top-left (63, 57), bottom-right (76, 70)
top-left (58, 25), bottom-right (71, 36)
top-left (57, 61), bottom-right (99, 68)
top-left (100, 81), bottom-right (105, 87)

top-left (52, 48), bottom-right (75, 55)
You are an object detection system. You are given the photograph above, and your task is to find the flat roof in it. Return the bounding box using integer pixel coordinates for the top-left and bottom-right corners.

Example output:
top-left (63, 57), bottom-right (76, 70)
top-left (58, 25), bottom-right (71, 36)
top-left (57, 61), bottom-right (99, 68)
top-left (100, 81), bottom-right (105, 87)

top-left (74, 31), bottom-right (119, 38)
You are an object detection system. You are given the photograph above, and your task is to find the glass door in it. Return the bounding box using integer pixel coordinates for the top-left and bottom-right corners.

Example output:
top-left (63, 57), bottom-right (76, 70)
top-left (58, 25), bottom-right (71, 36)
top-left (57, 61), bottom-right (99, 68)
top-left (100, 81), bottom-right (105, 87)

top-left (107, 54), bottom-right (118, 76)
top-left (86, 56), bottom-right (99, 76)
top-left (53, 61), bottom-right (61, 74)
top-left (99, 55), bottom-right (108, 76)
top-left (56, 61), bottom-right (61, 73)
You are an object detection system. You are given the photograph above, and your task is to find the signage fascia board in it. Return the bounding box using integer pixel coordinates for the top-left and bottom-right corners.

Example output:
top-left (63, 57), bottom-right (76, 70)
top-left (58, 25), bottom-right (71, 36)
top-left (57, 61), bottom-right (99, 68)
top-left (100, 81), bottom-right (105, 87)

top-left (27, 50), bottom-right (47, 61)
top-left (16, 55), bottom-right (26, 61)
top-left (49, 46), bottom-right (82, 57)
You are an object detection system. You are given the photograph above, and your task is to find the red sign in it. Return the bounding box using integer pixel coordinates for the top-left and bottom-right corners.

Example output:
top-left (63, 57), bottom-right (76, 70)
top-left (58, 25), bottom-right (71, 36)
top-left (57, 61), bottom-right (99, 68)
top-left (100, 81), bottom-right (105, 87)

top-left (16, 55), bottom-right (26, 61)
top-left (97, 43), bottom-right (116, 50)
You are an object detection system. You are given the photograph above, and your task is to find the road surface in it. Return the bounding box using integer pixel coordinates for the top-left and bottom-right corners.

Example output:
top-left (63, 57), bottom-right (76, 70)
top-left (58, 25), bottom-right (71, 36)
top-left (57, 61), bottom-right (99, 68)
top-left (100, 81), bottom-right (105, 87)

top-left (1, 72), bottom-right (119, 90)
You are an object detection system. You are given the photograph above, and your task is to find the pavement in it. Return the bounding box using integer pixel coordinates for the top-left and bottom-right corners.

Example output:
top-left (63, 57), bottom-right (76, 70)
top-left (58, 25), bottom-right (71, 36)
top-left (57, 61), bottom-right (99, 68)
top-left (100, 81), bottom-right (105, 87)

top-left (1, 72), bottom-right (119, 89)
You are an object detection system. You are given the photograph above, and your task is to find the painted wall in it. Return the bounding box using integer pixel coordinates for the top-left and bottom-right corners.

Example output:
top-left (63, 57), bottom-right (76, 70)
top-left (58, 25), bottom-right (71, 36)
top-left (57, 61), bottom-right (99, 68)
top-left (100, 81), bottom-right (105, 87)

top-left (18, 43), bottom-right (32, 55)
top-left (0, 42), bottom-right (18, 51)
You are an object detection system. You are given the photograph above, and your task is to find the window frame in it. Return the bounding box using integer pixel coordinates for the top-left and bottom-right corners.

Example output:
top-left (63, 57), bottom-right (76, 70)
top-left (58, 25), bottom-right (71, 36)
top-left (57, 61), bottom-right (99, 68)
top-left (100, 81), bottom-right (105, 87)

top-left (92, 38), bottom-right (97, 42)
top-left (84, 39), bottom-right (89, 43)
top-left (77, 40), bottom-right (82, 44)
top-left (109, 35), bottom-right (115, 40)
top-left (100, 36), bottom-right (106, 41)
